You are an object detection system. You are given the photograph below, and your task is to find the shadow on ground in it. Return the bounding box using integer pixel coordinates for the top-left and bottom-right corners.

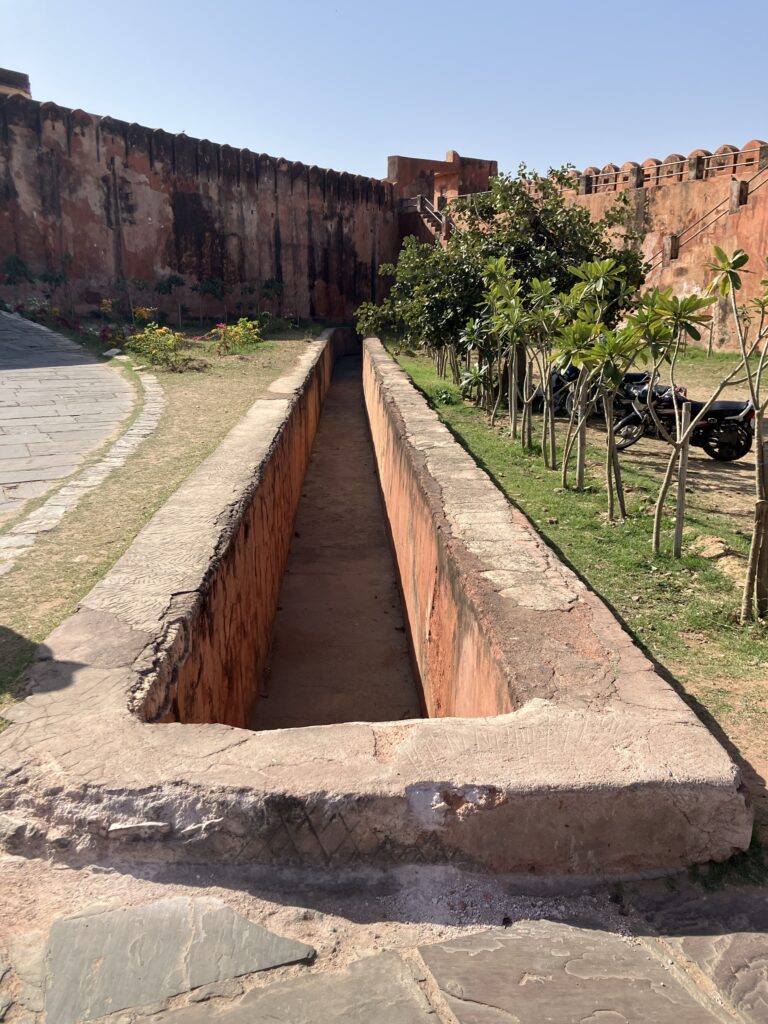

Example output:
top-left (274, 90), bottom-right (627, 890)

top-left (0, 624), bottom-right (39, 702)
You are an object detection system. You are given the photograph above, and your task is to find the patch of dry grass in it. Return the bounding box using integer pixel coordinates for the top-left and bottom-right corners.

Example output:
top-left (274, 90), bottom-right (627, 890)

top-left (0, 334), bottom-right (311, 701)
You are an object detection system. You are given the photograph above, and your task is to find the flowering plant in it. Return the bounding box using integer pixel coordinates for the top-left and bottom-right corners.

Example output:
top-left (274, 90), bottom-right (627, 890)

top-left (205, 317), bottom-right (262, 355)
top-left (126, 323), bottom-right (190, 370)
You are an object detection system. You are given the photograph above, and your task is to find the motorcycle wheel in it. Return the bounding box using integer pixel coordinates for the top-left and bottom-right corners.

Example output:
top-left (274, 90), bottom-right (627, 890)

top-left (615, 419), bottom-right (646, 451)
top-left (701, 425), bottom-right (752, 462)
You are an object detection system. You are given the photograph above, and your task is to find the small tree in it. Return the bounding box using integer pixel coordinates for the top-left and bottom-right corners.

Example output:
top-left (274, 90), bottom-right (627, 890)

top-left (629, 289), bottom-right (731, 556)
top-left (556, 259), bottom-right (639, 491)
top-left (194, 277), bottom-right (229, 325)
top-left (706, 247), bottom-right (768, 620)
top-left (156, 273), bottom-right (186, 328)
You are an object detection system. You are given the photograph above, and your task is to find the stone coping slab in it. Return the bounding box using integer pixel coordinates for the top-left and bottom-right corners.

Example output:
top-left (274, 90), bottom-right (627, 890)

top-left (0, 334), bottom-right (752, 878)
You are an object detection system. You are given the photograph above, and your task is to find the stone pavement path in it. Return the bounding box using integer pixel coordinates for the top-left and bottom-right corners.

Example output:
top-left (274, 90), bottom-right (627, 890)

top-left (0, 312), bottom-right (134, 525)
top-left (2, 881), bottom-right (765, 1023)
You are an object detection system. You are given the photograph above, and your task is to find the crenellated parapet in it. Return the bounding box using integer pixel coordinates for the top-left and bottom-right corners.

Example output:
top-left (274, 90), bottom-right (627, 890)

top-left (567, 140), bottom-right (768, 195)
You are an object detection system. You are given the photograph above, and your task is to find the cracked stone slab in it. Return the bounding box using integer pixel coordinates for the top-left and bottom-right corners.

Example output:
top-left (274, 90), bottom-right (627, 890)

top-left (43, 897), bottom-right (316, 1024)
top-left (160, 952), bottom-right (433, 1023)
top-left (418, 921), bottom-right (727, 1022)
top-left (626, 880), bottom-right (768, 1023)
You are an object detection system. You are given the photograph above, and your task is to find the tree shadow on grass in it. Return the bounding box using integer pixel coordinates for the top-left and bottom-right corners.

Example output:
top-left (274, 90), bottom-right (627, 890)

top-left (0, 623), bottom-right (39, 708)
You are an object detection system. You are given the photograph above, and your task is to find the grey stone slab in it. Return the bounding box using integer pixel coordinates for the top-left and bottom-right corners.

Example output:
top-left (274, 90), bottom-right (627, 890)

top-left (27, 439), bottom-right (97, 455)
top-left (627, 881), bottom-right (768, 1024)
top-left (43, 897), bottom-right (315, 1024)
top-left (0, 428), bottom-right (44, 441)
top-left (0, 453), bottom-right (84, 471)
top-left (0, 443), bottom-right (29, 458)
top-left (160, 952), bottom-right (433, 1023)
top-left (2, 480), bottom-right (54, 499)
top-left (37, 428), bottom-right (114, 443)
top-left (419, 922), bottom-right (725, 1023)
top-left (0, 465), bottom-right (79, 483)
top-left (0, 404), bottom-right (65, 420)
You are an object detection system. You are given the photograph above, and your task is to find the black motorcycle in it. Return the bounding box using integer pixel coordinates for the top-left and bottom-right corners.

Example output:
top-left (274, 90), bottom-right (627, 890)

top-left (564, 370), bottom-right (684, 421)
top-left (531, 364), bottom-right (578, 417)
top-left (615, 392), bottom-right (755, 461)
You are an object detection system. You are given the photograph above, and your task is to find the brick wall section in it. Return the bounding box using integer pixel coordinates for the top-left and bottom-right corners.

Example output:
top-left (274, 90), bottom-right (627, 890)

top-left (0, 95), bottom-right (400, 319)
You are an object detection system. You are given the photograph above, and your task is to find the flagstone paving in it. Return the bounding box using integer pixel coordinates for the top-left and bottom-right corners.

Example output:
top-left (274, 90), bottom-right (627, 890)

top-left (0, 879), bottom-right (765, 1023)
top-left (0, 312), bottom-right (135, 526)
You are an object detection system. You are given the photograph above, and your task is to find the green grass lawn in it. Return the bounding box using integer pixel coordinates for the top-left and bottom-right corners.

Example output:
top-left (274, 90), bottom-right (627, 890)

top-left (394, 347), bottom-right (768, 848)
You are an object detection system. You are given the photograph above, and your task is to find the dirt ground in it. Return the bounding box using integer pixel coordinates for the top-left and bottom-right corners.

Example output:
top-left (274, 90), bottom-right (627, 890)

top-left (609, 357), bottom-right (757, 527)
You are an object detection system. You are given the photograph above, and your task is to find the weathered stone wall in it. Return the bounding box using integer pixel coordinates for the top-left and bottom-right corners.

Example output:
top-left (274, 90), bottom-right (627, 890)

top-left (0, 95), bottom-right (399, 319)
top-left (363, 343), bottom-right (513, 718)
top-left (133, 328), bottom-right (358, 727)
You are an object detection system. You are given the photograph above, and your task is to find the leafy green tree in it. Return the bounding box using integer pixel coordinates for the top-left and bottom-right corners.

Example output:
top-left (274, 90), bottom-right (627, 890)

top-left (358, 165), bottom-right (645, 375)
top-left (628, 289), bottom-right (723, 554)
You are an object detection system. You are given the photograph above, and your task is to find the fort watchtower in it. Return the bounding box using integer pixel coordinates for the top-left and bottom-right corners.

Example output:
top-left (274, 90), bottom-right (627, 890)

top-left (0, 68), bottom-right (31, 99)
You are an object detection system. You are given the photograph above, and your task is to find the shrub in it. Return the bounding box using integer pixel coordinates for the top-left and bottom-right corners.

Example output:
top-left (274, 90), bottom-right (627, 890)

top-left (206, 317), bottom-right (262, 354)
top-left (135, 305), bottom-right (158, 323)
top-left (126, 323), bottom-right (190, 370)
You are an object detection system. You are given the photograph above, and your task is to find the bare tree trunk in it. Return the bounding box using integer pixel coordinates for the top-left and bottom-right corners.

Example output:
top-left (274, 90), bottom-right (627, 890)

top-left (742, 426), bottom-right (768, 620)
top-left (508, 351), bottom-right (518, 438)
top-left (673, 403), bottom-right (691, 557)
top-left (525, 360), bottom-right (534, 449)
top-left (561, 416), bottom-right (578, 488)
top-left (653, 448), bottom-right (679, 555)
top-left (604, 394), bottom-right (624, 520)
top-left (756, 508), bottom-right (768, 618)
top-left (491, 357), bottom-right (505, 427)
top-left (605, 433), bottom-right (615, 521)
top-left (576, 379), bottom-right (588, 492)
top-left (448, 344), bottom-right (461, 385)
top-left (548, 372), bottom-right (558, 471)
top-left (741, 500), bottom-right (768, 622)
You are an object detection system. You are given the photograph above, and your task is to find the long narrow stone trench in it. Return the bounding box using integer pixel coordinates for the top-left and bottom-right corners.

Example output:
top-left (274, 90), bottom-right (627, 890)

top-left (252, 354), bottom-right (423, 730)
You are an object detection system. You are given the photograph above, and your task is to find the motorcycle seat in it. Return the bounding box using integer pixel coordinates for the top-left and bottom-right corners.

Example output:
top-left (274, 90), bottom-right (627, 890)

top-left (688, 400), bottom-right (750, 415)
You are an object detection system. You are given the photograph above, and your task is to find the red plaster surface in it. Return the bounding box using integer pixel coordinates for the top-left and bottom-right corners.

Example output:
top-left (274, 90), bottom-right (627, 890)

top-left (0, 96), bottom-right (399, 319)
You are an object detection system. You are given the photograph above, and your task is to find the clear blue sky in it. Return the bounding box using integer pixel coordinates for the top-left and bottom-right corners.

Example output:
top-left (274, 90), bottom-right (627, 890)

top-left (2, 0), bottom-right (766, 180)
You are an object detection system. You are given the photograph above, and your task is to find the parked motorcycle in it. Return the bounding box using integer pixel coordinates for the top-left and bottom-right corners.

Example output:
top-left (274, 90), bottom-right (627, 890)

top-left (531, 365), bottom-right (578, 416)
top-left (615, 392), bottom-right (755, 461)
top-left (563, 370), bottom-right (685, 421)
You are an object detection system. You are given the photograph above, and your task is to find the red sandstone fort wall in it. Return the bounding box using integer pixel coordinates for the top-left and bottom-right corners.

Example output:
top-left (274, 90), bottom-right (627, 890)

top-left (565, 141), bottom-right (768, 346)
top-left (0, 95), bottom-right (400, 320)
